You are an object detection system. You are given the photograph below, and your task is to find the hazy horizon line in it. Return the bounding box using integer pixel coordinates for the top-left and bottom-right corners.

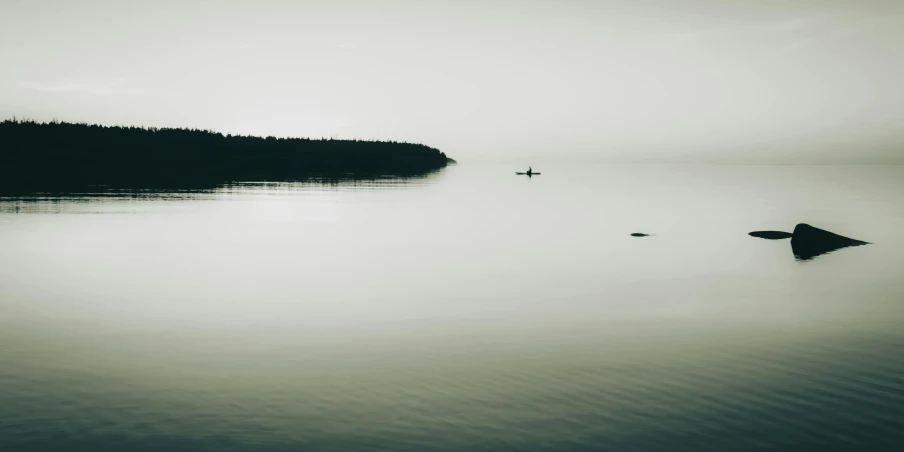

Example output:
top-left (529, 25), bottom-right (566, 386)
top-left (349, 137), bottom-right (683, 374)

top-left (6, 116), bottom-right (902, 166)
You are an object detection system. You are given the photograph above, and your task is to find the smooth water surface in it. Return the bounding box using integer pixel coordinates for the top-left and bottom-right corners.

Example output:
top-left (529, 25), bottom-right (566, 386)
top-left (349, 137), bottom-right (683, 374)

top-left (2, 164), bottom-right (903, 451)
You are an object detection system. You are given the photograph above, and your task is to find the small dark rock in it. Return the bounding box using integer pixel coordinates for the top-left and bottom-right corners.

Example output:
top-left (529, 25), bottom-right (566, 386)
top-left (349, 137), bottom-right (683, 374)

top-left (749, 231), bottom-right (793, 240)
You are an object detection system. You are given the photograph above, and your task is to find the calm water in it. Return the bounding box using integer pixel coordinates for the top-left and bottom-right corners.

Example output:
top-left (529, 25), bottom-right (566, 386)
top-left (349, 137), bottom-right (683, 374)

top-left (2, 164), bottom-right (903, 451)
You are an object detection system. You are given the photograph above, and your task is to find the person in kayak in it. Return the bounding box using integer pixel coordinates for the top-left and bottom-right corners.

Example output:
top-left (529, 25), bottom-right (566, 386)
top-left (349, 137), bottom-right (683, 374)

top-left (527, 166), bottom-right (532, 175)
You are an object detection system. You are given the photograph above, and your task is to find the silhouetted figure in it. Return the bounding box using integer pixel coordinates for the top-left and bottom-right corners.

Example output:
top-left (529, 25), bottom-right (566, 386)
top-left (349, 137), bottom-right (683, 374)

top-left (749, 223), bottom-right (869, 260)
top-left (528, 166), bottom-right (532, 175)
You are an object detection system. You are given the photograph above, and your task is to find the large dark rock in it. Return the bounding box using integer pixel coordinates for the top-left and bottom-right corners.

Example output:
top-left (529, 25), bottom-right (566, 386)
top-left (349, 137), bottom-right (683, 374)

top-left (790, 223), bottom-right (869, 261)
top-left (748, 223), bottom-right (869, 260)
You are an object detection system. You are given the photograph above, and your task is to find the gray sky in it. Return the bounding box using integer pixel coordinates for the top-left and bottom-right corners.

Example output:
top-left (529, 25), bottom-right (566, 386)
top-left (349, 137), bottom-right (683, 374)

top-left (2, 0), bottom-right (903, 162)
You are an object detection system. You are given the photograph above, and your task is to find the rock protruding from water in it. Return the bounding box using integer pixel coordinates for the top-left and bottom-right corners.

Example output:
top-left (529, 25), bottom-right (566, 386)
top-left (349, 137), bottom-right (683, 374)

top-left (790, 223), bottom-right (869, 261)
top-left (749, 231), bottom-right (793, 240)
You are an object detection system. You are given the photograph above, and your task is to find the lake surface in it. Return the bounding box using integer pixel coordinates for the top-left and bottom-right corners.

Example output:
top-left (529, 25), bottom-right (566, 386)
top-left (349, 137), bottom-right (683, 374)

top-left (2, 163), bottom-right (903, 451)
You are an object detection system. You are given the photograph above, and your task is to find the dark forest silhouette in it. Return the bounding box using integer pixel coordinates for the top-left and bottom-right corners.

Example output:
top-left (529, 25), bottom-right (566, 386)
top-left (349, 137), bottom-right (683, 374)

top-left (0, 119), bottom-right (453, 194)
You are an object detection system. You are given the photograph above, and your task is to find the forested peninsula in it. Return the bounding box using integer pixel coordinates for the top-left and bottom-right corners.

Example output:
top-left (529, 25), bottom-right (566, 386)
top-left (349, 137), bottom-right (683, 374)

top-left (0, 119), bottom-right (454, 192)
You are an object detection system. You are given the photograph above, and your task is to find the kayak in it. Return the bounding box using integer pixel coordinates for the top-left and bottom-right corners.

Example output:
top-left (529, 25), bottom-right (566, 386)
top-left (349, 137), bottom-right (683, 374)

top-left (515, 172), bottom-right (541, 175)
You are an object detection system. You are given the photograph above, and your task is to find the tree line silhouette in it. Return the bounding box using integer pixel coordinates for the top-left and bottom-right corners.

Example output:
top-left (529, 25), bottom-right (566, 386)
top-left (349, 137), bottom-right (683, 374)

top-left (0, 119), bottom-right (453, 194)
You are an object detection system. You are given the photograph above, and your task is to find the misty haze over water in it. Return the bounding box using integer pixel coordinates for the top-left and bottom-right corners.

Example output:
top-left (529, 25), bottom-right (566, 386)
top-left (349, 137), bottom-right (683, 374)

top-left (4, 0), bottom-right (904, 450)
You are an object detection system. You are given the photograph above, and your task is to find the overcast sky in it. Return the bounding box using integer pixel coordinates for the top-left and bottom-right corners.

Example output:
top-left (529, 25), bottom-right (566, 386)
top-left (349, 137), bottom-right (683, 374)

top-left (2, 0), bottom-right (903, 162)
